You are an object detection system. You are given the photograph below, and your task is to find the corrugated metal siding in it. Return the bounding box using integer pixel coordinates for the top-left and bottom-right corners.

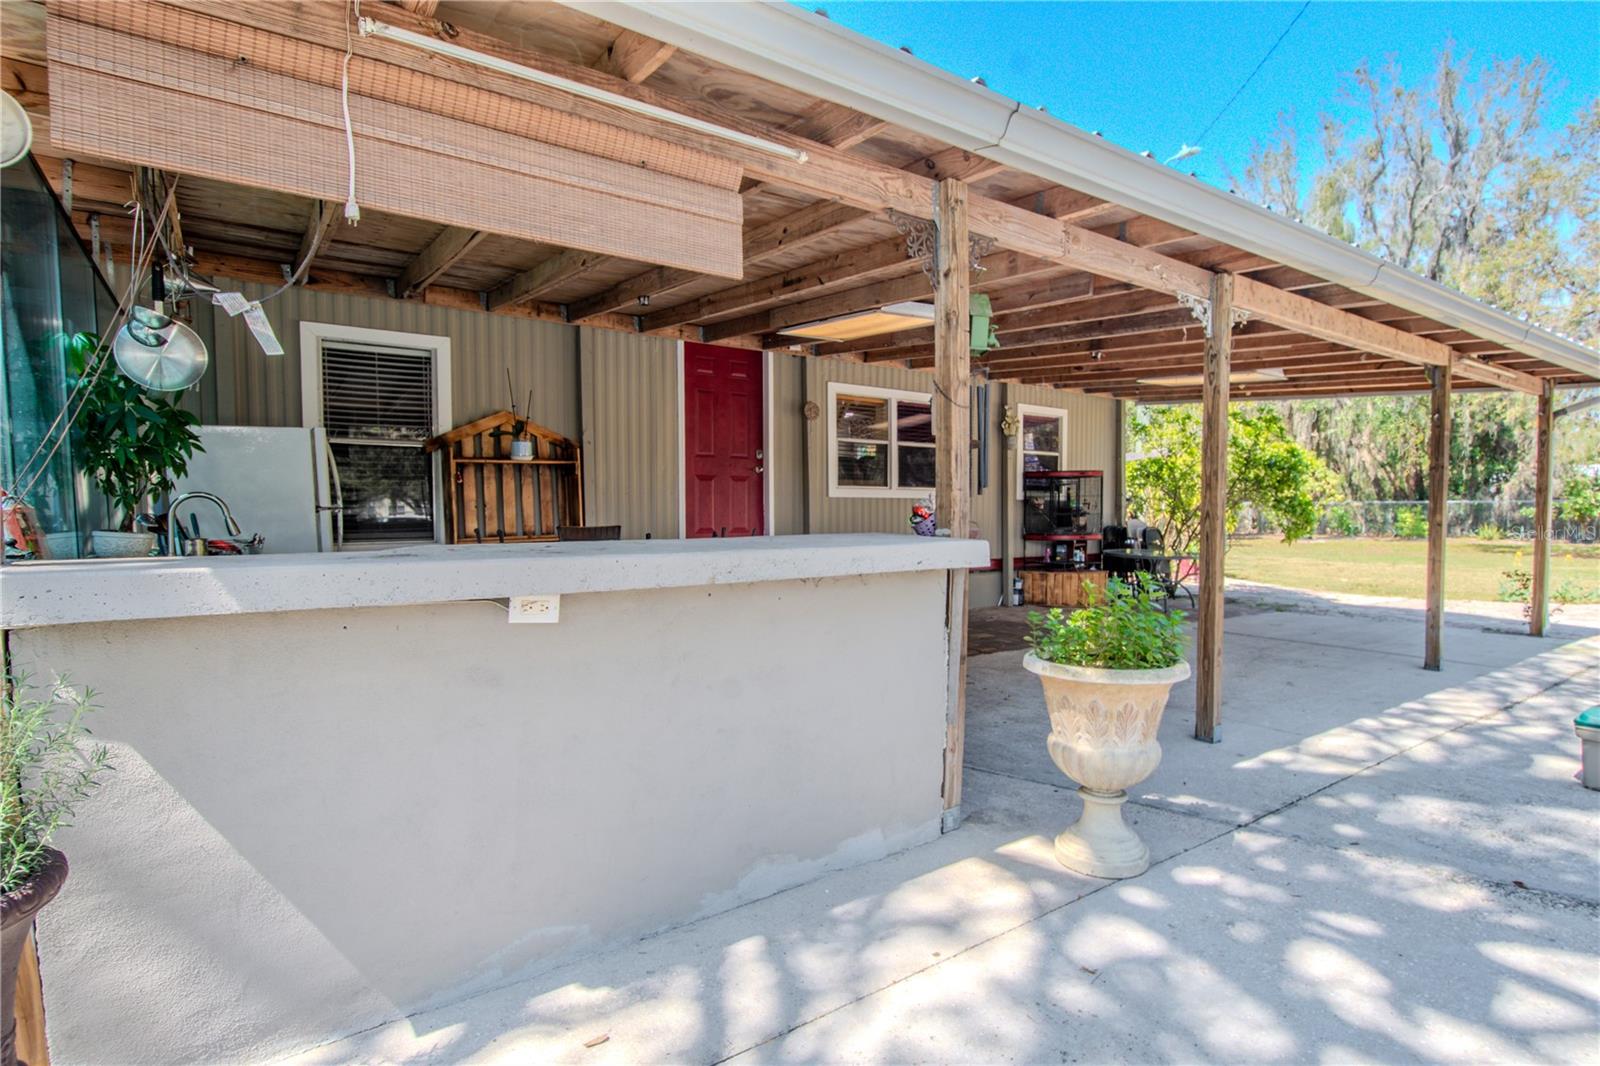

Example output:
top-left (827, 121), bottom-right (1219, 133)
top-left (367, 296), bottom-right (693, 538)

top-left (579, 327), bottom-right (679, 539)
top-left (192, 276), bottom-right (1121, 557)
top-left (201, 279), bottom-right (578, 435)
top-left (1006, 383), bottom-right (1119, 526)
top-left (769, 352), bottom-right (806, 535)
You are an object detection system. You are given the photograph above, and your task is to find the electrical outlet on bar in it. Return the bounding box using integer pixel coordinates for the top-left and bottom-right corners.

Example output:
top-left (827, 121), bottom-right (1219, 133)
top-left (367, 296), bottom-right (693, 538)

top-left (508, 594), bottom-right (560, 624)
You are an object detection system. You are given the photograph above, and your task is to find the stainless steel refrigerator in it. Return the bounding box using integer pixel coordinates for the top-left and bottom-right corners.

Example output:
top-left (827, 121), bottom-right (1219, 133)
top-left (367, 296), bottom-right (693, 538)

top-left (170, 426), bottom-right (342, 553)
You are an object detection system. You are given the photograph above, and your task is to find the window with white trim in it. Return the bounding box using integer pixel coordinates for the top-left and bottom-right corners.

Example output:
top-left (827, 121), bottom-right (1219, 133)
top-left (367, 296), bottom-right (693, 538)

top-left (301, 323), bottom-right (451, 545)
top-left (1017, 404), bottom-right (1067, 498)
top-left (827, 381), bottom-right (936, 498)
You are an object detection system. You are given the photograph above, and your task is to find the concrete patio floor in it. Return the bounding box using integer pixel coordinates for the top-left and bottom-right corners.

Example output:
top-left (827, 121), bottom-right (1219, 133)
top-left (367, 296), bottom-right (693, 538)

top-left (288, 591), bottom-right (1600, 1065)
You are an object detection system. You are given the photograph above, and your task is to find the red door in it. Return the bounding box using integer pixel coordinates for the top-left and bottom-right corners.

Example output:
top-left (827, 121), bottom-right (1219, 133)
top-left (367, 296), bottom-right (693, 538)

top-left (684, 342), bottom-right (764, 537)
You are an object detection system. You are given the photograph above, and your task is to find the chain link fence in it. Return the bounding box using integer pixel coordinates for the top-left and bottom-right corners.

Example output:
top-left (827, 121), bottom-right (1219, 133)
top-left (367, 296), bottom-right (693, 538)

top-left (1236, 500), bottom-right (1599, 542)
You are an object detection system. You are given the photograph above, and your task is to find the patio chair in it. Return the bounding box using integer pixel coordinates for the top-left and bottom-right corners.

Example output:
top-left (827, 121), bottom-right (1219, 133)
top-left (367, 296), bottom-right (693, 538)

top-left (1101, 524), bottom-right (1134, 581)
top-left (1141, 528), bottom-right (1195, 609)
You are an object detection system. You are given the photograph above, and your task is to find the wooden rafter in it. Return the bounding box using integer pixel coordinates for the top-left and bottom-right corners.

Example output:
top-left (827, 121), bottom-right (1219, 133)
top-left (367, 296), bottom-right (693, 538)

top-left (397, 226), bottom-right (485, 298)
top-left (592, 29), bottom-right (675, 83)
top-left (21, 0), bottom-right (1584, 396)
top-left (488, 249), bottom-right (613, 311)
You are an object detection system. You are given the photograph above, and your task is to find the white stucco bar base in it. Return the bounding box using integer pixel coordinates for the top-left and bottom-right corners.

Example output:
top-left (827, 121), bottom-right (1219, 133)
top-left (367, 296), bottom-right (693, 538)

top-left (3, 535), bottom-right (986, 1064)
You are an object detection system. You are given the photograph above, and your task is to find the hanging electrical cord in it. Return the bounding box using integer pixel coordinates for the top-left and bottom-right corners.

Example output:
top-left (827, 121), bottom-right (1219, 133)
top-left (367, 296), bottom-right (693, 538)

top-left (1188, 1), bottom-right (1311, 151)
top-left (341, 0), bottom-right (362, 224)
top-left (5, 184), bottom-right (178, 506)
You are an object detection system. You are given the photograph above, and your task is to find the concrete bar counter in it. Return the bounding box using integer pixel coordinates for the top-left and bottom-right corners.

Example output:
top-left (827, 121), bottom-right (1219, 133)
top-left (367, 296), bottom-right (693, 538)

top-left (1, 534), bottom-right (986, 1063)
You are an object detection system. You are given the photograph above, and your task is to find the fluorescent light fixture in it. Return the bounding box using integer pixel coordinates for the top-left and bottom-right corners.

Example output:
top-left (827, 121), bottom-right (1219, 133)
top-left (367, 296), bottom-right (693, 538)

top-left (357, 18), bottom-right (809, 164)
top-left (1136, 367), bottom-right (1288, 388)
top-left (783, 301), bottom-right (935, 342)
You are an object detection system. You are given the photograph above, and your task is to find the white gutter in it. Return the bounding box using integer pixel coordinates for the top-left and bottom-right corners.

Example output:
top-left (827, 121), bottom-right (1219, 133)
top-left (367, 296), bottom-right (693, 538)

top-left (562, 0), bottom-right (1599, 381)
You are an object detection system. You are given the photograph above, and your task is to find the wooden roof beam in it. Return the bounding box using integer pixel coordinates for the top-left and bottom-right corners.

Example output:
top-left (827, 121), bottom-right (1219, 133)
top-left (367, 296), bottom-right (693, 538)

top-left (169, 3), bottom-right (1557, 388)
top-left (593, 29), bottom-right (676, 84)
top-left (293, 199), bottom-right (339, 277)
top-left (780, 98), bottom-right (890, 150)
top-left (488, 249), bottom-right (615, 311)
top-left (709, 250), bottom-right (1070, 343)
top-left (907, 146), bottom-right (1007, 183)
top-left (397, 226), bottom-right (485, 298)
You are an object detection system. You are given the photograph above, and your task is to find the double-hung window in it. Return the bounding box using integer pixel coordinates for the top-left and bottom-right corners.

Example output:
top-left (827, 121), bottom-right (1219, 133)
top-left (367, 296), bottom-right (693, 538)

top-left (302, 323), bottom-right (451, 545)
top-left (827, 382), bottom-right (936, 498)
top-left (1017, 404), bottom-right (1067, 497)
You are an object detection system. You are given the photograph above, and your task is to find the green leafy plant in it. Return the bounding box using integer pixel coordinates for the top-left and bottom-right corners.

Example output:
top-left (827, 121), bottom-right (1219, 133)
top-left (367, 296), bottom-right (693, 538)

top-left (1325, 505), bottom-right (1361, 537)
top-left (2, 676), bottom-right (113, 893)
top-left (1025, 579), bottom-right (1187, 671)
top-left (70, 333), bottom-right (203, 531)
top-left (1125, 405), bottom-right (1334, 558)
top-left (1474, 522), bottom-right (1505, 541)
top-left (1560, 472), bottom-right (1600, 527)
top-left (1394, 506), bottom-right (1429, 539)
top-left (1554, 578), bottom-right (1600, 604)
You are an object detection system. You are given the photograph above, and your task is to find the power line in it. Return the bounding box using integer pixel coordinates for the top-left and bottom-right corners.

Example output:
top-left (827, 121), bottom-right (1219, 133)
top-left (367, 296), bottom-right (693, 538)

top-left (1192, 1), bottom-right (1312, 147)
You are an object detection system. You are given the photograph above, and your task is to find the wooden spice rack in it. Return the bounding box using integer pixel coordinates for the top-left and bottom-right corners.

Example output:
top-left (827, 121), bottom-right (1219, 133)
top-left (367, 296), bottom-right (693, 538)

top-left (424, 411), bottom-right (583, 543)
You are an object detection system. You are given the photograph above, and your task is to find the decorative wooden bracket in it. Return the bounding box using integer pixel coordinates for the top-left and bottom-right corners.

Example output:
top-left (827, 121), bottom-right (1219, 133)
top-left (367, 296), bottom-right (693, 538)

top-left (1177, 290), bottom-right (1250, 337)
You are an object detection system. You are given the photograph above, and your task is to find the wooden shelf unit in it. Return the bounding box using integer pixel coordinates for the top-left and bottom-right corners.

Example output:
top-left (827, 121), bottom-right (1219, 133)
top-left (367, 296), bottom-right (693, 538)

top-left (425, 411), bottom-right (583, 544)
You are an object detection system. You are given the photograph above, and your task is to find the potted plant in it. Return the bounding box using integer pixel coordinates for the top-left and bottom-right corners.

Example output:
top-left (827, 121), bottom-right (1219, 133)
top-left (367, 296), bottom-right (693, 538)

top-left (71, 334), bottom-right (203, 557)
top-left (2, 677), bottom-right (112, 1066)
top-left (1024, 580), bottom-right (1188, 878)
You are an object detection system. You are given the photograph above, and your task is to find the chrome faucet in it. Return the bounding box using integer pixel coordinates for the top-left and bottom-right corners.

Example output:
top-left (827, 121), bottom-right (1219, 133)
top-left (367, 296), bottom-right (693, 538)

top-left (166, 492), bottom-right (242, 556)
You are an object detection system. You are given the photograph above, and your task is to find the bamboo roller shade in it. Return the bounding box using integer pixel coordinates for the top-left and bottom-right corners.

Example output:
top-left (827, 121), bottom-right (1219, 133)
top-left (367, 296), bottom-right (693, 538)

top-left (46, 8), bottom-right (745, 277)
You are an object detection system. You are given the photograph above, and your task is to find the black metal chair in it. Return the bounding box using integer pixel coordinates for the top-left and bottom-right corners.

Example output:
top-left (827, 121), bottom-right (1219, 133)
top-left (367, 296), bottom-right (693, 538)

top-left (1101, 524), bottom-right (1134, 581)
top-left (1141, 528), bottom-right (1195, 608)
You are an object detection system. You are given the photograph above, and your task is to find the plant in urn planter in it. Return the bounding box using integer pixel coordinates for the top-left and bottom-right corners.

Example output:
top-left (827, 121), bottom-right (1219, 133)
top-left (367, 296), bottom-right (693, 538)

top-left (1024, 581), bottom-right (1188, 878)
top-left (71, 333), bottom-right (204, 557)
top-left (1, 677), bottom-right (112, 1066)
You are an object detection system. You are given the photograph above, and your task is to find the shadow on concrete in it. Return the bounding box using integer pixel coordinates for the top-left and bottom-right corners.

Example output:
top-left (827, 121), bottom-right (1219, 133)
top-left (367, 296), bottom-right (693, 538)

top-left (285, 611), bottom-right (1600, 1065)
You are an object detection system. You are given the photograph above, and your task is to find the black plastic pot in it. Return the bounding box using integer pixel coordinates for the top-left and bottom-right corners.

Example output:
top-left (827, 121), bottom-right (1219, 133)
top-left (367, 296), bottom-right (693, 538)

top-left (1, 849), bottom-right (68, 1066)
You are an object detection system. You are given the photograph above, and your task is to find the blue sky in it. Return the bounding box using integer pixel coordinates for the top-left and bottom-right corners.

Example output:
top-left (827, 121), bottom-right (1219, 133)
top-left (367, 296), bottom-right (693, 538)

top-left (800, 2), bottom-right (1600, 192)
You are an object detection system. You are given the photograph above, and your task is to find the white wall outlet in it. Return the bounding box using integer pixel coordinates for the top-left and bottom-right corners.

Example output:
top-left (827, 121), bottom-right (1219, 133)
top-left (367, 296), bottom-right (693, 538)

top-left (508, 594), bottom-right (560, 624)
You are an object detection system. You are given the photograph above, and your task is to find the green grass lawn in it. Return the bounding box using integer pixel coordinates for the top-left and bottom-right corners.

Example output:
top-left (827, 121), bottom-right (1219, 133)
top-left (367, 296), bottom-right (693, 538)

top-left (1223, 536), bottom-right (1600, 603)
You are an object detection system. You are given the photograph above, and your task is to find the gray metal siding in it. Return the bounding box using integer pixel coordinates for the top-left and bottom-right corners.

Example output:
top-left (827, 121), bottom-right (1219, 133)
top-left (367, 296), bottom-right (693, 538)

top-left (192, 278), bottom-right (1120, 559)
top-left (201, 280), bottom-right (579, 435)
top-left (579, 327), bottom-right (680, 539)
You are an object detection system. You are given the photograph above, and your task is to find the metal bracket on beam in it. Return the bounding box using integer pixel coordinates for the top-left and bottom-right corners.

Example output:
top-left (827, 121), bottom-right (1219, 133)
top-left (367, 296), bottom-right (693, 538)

top-left (1176, 291), bottom-right (1249, 337)
top-left (886, 208), bottom-right (993, 288)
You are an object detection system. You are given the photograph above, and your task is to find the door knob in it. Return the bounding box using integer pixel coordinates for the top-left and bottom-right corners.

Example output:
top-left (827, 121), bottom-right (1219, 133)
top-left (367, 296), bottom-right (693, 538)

top-left (753, 465), bottom-right (765, 473)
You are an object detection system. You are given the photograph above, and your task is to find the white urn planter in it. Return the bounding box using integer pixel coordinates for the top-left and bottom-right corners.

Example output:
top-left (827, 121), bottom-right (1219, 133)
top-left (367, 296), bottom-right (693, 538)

top-left (1023, 652), bottom-right (1190, 879)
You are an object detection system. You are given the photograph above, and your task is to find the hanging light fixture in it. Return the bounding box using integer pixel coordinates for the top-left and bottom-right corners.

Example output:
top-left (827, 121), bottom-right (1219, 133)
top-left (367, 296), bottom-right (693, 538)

top-left (0, 90), bottom-right (33, 168)
top-left (781, 302), bottom-right (935, 342)
top-left (113, 264), bottom-right (210, 391)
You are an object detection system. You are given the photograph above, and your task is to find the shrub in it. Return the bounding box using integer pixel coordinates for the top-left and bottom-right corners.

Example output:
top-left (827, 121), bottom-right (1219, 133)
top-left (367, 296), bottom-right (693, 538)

top-left (1325, 506), bottom-right (1360, 537)
top-left (1394, 506), bottom-right (1428, 539)
top-left (1026, 579), bottom-right (1186, 670)
top-left (1, 677), bottom-right (113, 893)
top-left (1474, 523), bottom-right (1505, 541)
top-left (1554, 579), bottom-right (1600, 604)
top-left (1559, 472), bottom-right (1600, 526)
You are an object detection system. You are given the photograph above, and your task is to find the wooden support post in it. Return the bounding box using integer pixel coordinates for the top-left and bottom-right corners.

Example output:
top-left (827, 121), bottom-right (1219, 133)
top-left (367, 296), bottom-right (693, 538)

top-left (1530, 382), bottom-right (1555, 637)
top-left (1194, 272), bottom-right (1232, 744)
top-left (1423, 363), bottom-right (1452, 669)
top-left (935, 179), bottom-right (972, 829)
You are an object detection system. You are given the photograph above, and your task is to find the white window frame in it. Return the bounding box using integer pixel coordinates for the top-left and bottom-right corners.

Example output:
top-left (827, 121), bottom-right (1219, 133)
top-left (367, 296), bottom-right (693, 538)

top-left (299, 322), bottom-right (453, 544)
top-left (826, 381), bottom-right (937, 499)
top-left (1016, 403), bottom-right (1068, 499)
